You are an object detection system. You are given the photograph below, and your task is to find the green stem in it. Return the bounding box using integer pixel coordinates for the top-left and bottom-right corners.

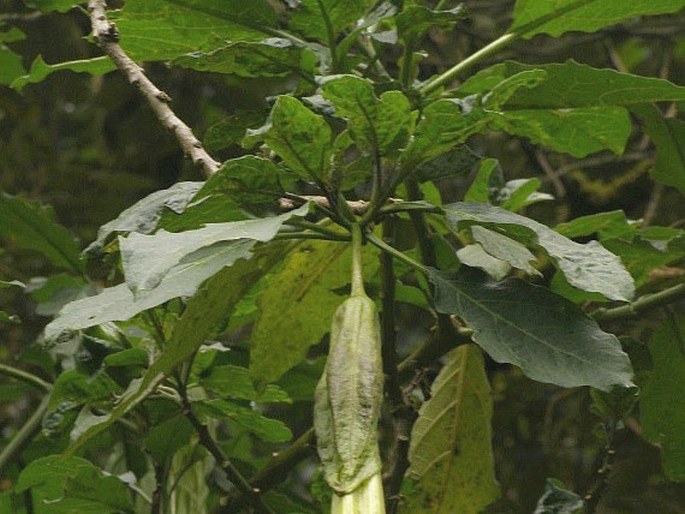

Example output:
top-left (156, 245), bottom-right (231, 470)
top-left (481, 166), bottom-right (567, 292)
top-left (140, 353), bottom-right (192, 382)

top-left (274, 232), bottom-right (350, 242)
top-left (0, 363), bottom-right (52, 392)
top-left (419, 0), bottom-right (596, 95)
top-left (366, 234), bottom-right (429, 275)
top-left (0, 395), bottom-right (50, 474)
top-left (316, 0), bottom-right (340, 72)
top-left (592, 282), bottom-right (685, 321)
top-left (351, 224), bottom-right (366, 296)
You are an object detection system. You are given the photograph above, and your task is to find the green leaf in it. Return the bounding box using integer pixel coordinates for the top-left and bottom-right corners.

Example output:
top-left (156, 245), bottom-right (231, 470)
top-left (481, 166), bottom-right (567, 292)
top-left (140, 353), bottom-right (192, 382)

top-left (631, 104), bottom-right (685, 195)
top-left (0, 311), bottom-right (20, 324)
top-left (499, 178), bottom-right (554, 211)
top-left (458, 60), bottom-right (685, 109)
top-left (15, 455), bottom-right (133, 513)
top-left (555, 211), bottom-right (635, 241)
top-left (322, 75), bottom-right (414, 155)
top-left (457, 244), bottom-right (511, 281)
top-left (490, 106), bottom-right (631, 157)
top-left (603, 236), bottom-right (685, 288)
top-left (0, 192), bottom-right (83, 273)
top-left (204, 110), bottom-right (268, 153)
top-left (470, 225), bottom-right (540, 277)
top-left (415, 145), bottom-right (481, 183)
top-left (174, 38), bottom-right (317, 78)
top-left (288, 0), bottom-right (376, 42)
top-left (193, 399), bottom-right (292, 442)
top-left (0, 279), bottom-right (24, 289)
top-left (509, 0), bottom-right (685, 39)
top-left (120, 204), bottom-right (308, 297)
top-left (86, 182), bottom-right (203, 253)
top-left (396, 4), bottom-right (467, 45)
top-left (444, 202), bottom-right (635, 301)
top-left (641, 315), bottom-right (685, 481)
top-left (429, 268), bottom-right (634, 391)
top-left (250, 239), bottom-right (378, 384)
top-left (464, 159), bottom-right (503, 203)
top-left (401, 98), bottom-right (490, 172)
top-left (533, 479), bottom-right (583, 514)
top-left (110, 0), bottom-right (278, 62)
top-left (401, 345), bottom-right (499, 514)
top-left (174, 155), bottom-right (296, 220)
top-left (48, 369), bottom-right (122, 412)
top-left (244, 96), bottom-right (332, 182)
top-left (145, 413), bottom-right (194, 464)
top-left (11, 55), bottom-right (115, 91)
top-left (201, 365), bottom-right (291, 403)
top-left (64, 242), bottom-right (286, 455)
top-left (0, 43), bottom-right (25, 86)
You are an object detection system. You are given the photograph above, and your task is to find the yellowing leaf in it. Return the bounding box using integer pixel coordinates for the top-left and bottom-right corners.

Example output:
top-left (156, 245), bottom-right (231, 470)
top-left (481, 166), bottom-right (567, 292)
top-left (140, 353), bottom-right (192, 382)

top-left (401, 345), bottom-right (499, 513)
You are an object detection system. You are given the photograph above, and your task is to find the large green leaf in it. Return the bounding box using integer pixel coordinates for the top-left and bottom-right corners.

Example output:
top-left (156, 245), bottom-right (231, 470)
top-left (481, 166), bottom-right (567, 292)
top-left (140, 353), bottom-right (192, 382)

top-left (401, 99), bottom-right (489, 172)
top-left (244, 96), bottom-right (332, 183)
top-left (444, 202), bottom-right (634, 301)
top-left (322, 75), bottom-right (414, 155)
top-left (15, 456), bottom-right (133, 514)
top-left (509, 0), bottom-right (685, 38)
top-left (110, 0), bottom-right (278, 61)
top-left (86, 181), bottom-right (203, 253)
top-left (250, 239), bottom-right (378, 384)
top-left (167, 156), bottom-right (295, 222)
top-left (174, 38), bottom-right (317, 78)
top-left (631, 104), bottom-right (685, 195)
top-left (641, 315), bottom-right (685, 481)
top-left (401, 345), bottom-right (499, 514)
top-left (429, 268), bottom-right (634, 390)
top-left (64, 242), bottom-right (286, 455)
top-left (491, 106), bottom-right (631, 157)
top-left (288, 0), bottom-right (376, 42)
top-left (396, 4), bottom-right (466, 45)
top-left (0, 192), bottom-right (83, 273)
top-left (201, 365), bottom-right (290, 403)
top-left (120, 204), bottom-right (308, 297)
top-left (46, 241), bottom-right (253, 339)
top-left (458, 61), bottom-right (685, 109)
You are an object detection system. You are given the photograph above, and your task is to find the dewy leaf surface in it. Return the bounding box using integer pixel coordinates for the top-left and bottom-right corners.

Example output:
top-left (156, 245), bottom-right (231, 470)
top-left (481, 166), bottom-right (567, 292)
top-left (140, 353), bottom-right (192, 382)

top-left (509, 0), bottom-right (685, 38)
top-left (641, 315), bottom-right (685, 481)
top-left (0, 192), bottom-right (83, 273)
top-left (402, 345), bottom-right (499, 514)
top-left (444, 202), bottom-right (634, 301)
top-left (429, 268), bottom-right (634, 391)
top-left (121, 204), bottom-right (308, 297)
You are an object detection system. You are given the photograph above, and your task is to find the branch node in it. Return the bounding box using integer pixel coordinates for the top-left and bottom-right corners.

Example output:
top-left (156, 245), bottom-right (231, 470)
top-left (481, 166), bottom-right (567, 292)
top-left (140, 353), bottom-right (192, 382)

top-left (155, 91), bottom-right (172, 103)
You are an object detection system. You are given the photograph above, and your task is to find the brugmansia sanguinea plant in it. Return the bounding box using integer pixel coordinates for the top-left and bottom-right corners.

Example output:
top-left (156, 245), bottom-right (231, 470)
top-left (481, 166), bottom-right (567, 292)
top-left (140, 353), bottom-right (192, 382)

top-left (0, 0), bottom-right (685, 513)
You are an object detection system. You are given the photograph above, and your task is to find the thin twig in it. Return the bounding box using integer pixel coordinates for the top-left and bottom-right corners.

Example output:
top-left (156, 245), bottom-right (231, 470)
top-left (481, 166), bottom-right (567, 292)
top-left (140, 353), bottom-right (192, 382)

top-left (0, 363), bottom-right (52, 392)
top-left (378, 220), bottom-right (414, 514)
top-left (86, 0), bottom-right (220, 177)
top-left (592, 282), bottom-right (685, 321)
top-left (178, 390), bottom-right (275, 514)
top-left (0, 395), bottom-right (50, 474)
top-left (222, 428), bottom-right (316, 512)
